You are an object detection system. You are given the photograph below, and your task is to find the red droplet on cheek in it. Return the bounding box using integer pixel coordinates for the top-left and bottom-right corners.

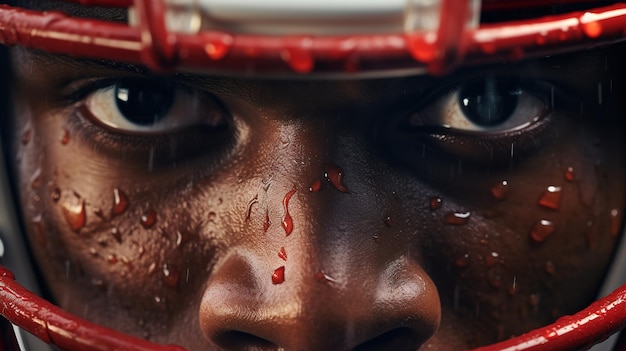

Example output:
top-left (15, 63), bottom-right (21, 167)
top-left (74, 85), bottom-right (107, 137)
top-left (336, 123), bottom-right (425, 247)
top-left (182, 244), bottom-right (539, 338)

top-left (610, 209), bottom-right (621, 236)
top-left (454, 253), bottom-right (470, 268)
top-left (278, 247), bottom-right (287, 261)
top-left (530, 220), bottom-right (556, 243)
top-left (140, 210), bottom-right (157, 229)
top-left (537, 186), bottom-right (562, 210)
top-left (444, 211), bottom-right (471, 225)
top-left (490, 180), bottom-right (510, 200)
top-left (282, 189), bottom-right (297, 236)
top-left (429, 196), bottom-right (443, 211)
top-left (272, 266), bottom-right (285, 284)
top-left (309, 179), bottom-right (322, 192)
top-left (484, 252), bottom-right (500, 267)
top-left (324, 163), bottom-right (350, 193)
top-left (61, 193), bottom-right (86, 232)
top-left (112, 188), bottom-right (129, 216)
top-left (564, 167), bottom-right (575, 182)
top-left (162, 264), bottom-right (180, 288)
top-left (60, 129), bottom-right (70, 145)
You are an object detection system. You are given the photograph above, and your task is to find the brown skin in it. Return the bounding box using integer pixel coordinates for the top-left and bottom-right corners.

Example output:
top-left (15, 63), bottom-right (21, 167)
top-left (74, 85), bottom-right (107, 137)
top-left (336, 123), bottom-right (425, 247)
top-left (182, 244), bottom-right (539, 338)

top-left (8, 40), bottom-right (626, 350)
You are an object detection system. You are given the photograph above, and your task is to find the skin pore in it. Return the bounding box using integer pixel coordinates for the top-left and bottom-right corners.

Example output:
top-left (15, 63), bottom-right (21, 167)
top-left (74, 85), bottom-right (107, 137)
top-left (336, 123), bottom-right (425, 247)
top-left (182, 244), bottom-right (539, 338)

top-left (6, 4), bottom-right (626, 350)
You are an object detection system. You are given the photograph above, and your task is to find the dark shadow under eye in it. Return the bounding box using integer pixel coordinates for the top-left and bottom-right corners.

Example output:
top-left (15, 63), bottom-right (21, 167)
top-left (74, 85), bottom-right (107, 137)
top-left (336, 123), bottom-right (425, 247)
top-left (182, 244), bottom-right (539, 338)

top-left (115, 78), bottom-right (175, 126)
top-left (459, 79), bottom-right (520, 127)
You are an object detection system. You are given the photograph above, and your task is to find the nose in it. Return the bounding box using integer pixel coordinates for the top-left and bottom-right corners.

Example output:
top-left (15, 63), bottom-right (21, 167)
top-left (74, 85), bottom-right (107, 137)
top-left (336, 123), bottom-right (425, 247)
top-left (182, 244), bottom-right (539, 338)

top-left (199, 248), bottom-right (440, 350)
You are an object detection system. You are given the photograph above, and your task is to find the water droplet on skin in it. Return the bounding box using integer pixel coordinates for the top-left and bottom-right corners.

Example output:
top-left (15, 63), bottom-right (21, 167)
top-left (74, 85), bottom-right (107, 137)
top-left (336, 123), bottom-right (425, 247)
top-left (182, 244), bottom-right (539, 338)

top-left (282, 189), bottom-right (297, 236)
top-left (148, 262), bottom-right (157, 275)
top-left (162, 264), bottom-right (180, 288)
top-left (324, 163), bottom-right (350, 193)
top-left (537, 186), bottom-right (562, 210)
top-left (490, 180), bottom-right (510, 200)
top-left (314, 271), bottom-right (336, 283)
top-left (444, 211), bottom-right (471, 225)
top-left (62, 193), bottom-right (86, 232)
top-left (263, 209), bottom-right (271, 233)
top-left (121, 256), bottom-right (132, 267)
top-left (112, 188), bottom-right (129, 216)
top-left (508, 277), bottom-right (518, 296)
top-left (309, 179), bottom-right (322, 192)
top-left (610, 209), bottom-right (621, 236)
top-left (51, 187), bottom-right (61, 202)
top-left (107, 254), bottom-right (118, 264)
top-left (430, 196), bottom-right (443, 211)
top-left (89, 247), bottom-right (98, 256)
top-left (565, 167), bottom-right (575, 182)
top-left (60, 129), bottom-right (70, 145)
top-left (545, 261), bottom-right (556, 275)
top-left (30, 168), bottom-right (42, 189)
top-left (140, 210), bottom-right (157, 229)
top-left (32, 215), bottom-right (45, 248)
top-left (272, 266), bottom-right (285, 284)
top-left (530, 220), bottom-right (556, 243)
top-left (485, 252), bottom-right (500, 267)
top-left (111, 228), bottom-right (122, 243)
top-left (281, 37), bottom-right (314, 73)
top-left (383, 215), bottom-right (393, 227)
top-left (278, 247), bottom-right (287, 261)
top-left (454, 253), bottom-right (470, 268)
top-left (204, 34), bottom-right (233, 60)
top-left (581, 20), bottom-right (602, 38)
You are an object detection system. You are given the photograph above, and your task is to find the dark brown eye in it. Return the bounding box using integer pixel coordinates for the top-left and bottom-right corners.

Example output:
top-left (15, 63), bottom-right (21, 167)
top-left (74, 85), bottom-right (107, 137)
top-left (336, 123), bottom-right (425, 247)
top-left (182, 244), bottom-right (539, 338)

top-left (458, 79), bottom-right (521, 128)
top-left (115, 78), bottom-right (175, 126)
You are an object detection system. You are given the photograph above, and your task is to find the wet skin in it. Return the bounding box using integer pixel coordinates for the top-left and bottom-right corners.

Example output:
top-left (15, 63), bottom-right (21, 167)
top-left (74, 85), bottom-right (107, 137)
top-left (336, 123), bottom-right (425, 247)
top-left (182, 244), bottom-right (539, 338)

top-left (7, 38), bottom-right (626, 350)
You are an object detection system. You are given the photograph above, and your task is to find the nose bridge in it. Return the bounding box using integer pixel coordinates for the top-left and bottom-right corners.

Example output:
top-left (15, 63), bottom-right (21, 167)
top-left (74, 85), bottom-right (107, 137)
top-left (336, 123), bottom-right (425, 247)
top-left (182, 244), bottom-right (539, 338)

top-left (200, 120), bottom-right (442, 349)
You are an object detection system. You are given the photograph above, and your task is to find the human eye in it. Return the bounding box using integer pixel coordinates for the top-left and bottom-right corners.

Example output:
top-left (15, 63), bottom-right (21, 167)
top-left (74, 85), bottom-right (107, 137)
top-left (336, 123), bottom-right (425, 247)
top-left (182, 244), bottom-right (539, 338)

top-left (387, 75), bottom-right (554, 168)
top-left (80, 77), bottom-right (225, 134)
top-left (64, 76), bottom-right (234, 170)
top-left (410, 77), bottom-right (547, 134)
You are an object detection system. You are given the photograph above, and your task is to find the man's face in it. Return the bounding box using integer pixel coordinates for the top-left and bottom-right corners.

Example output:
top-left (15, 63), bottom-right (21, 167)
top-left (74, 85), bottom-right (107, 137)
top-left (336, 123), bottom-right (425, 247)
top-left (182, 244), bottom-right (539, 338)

top-left (6, 6), bottom-right (626, 349)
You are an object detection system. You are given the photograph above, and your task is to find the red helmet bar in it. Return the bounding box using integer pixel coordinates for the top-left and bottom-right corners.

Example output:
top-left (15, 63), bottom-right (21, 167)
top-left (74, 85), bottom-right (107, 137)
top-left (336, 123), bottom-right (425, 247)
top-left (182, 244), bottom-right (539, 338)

top-left (1, 264), bottom-right (626, 351)
top-left (0, 1), bottom-right (625, 76)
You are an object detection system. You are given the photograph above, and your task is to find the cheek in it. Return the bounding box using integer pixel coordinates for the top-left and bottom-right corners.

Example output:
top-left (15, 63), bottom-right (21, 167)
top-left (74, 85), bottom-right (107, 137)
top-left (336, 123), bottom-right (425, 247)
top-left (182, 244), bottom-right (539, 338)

top-left (415, 114), bottom-right (625, 338)
top-left (16, 109), bottom-right (232, 328)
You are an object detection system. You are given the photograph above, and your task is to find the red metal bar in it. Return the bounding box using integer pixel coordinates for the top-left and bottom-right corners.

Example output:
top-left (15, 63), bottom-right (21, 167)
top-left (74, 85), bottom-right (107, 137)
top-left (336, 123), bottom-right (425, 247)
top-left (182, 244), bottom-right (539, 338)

top-left (1, 3), bottom-right (626, 75)
top-left (466, 283), bottom-right (626, 351)
top-left (0, 267), bottom-right (187, 351)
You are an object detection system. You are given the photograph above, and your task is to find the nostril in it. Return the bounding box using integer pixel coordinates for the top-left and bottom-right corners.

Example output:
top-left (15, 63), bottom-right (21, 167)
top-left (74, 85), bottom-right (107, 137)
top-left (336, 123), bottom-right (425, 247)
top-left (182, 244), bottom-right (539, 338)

top-left (214, 330), bottom-right (278, 350)
top-left (353, 328), bottom-right (425, 351)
